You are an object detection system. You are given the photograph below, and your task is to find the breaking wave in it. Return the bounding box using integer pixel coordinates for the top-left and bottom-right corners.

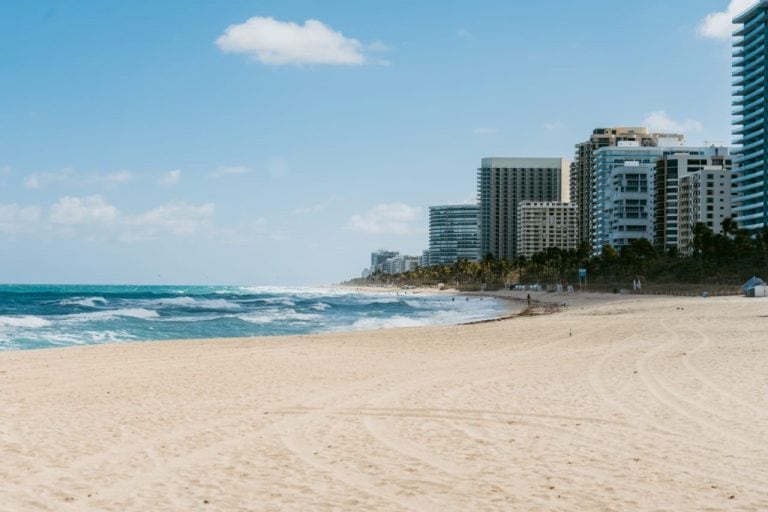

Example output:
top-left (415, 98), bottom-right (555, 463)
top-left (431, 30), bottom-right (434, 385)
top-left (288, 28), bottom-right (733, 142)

top-left (0, 284), bottom-right (506, 350)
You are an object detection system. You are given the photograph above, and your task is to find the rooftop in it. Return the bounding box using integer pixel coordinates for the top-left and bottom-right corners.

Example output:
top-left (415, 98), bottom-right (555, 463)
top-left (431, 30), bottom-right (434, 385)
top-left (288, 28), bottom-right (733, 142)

top-left (734, 0), bottom-right (768, 24)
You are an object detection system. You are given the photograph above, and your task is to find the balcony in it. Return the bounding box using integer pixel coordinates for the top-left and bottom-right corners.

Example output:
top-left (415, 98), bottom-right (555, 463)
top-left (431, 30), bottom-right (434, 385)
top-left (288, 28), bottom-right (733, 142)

top-left (733, 65), bottom-right (767, 88)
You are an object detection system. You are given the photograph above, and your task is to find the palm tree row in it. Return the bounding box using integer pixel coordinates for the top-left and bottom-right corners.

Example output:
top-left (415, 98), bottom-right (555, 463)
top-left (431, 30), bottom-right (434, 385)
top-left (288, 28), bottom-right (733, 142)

top-left (353, 219), bottom-right (768, 291)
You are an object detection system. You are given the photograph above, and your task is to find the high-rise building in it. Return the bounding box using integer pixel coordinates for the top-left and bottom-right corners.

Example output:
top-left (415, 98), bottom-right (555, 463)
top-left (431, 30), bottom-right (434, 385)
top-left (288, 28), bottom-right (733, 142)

top-left (593, 144), bottom-right (661, 253)
top-left (593, 142), bottom-right (712, 254)
top-left (654, 147), bottom-right (733, 253)
top-left (679, 166), bottom-right (735, 256)
top-left (370, 250), bottom-right (399, 271)
top-left (420, 249), bottom-right (432, 268)
top-left (478, 158), bottom-right (570, 261)
top-left (428, 204), bottom-right (479, 265)
top-left (382, 255), bottom-right (420, 274)
top-left (516, 201), bottom-right (578, 258)
top-left (733, 2), bottom-right (768, 233)
top-left (571, 128), bottom-right (685, 246)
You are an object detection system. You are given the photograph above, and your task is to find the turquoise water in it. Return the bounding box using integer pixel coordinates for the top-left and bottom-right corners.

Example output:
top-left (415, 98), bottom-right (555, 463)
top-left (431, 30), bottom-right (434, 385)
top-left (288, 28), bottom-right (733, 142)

top-left (0, 285), bottom-right (506, 351)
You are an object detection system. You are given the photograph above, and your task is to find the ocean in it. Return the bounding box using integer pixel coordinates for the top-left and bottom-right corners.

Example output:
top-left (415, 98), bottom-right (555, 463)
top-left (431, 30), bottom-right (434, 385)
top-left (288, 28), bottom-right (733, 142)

top-left (0, 285), bottom-right (507, 351)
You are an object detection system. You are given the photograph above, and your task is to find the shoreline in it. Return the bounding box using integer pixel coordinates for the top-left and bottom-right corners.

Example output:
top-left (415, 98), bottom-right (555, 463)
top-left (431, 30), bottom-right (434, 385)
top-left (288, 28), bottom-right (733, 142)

top-left (0, 286), bottom-right (515, 354)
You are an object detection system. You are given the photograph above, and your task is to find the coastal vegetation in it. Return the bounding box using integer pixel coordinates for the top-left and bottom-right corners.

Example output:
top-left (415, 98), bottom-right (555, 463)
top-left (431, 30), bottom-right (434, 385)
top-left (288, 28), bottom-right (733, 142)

top-left (354, 221), bottom-right (768, 293)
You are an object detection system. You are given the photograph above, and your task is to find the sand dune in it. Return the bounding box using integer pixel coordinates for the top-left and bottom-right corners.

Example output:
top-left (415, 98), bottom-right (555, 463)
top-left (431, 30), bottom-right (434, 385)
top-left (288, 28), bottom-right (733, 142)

top-left (1, 294), bottom-right (767, 511)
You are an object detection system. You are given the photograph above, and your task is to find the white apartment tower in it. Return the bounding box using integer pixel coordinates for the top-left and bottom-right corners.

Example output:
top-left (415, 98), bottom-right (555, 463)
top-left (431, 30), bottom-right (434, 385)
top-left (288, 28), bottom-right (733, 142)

top-left (517, 201), bottom-right (578, 258)
top-left (678, 167), bottom-right (734, 255)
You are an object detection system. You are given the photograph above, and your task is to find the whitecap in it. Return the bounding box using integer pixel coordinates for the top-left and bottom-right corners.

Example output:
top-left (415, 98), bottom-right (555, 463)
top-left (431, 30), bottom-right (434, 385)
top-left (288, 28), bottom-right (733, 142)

top-left (145, 297), bottom-right (241, 310)
top-left (310, 302), bottom-right (331, 311)
top-left (0, 315), bottom-right (53, 328)
top-left (350, 315), bottom-right (427, 330)
top-left (238, 309), bottom-right (322, 324)
top-left (61, 308), bottom-right (160, 322)
top-left (252, 297), bottom-right (296, 307)
top-left (59, 296), bottom-right (109, 308)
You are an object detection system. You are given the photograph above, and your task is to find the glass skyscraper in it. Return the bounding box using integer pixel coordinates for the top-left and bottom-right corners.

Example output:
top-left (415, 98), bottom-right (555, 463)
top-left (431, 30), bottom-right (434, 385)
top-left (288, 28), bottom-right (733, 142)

top-left (733, 1), bottom-right (768, 233)
top-left (428, 205), bottom-right (479, 265)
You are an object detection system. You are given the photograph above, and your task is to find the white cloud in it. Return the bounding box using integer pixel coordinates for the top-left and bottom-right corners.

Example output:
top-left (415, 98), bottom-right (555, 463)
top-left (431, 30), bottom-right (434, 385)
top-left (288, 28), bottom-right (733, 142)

top-left (210, 165), bottom-right (251, 178)
top-left (473, 127), bottom-right (498, 135)
top-left (347, 203), bottom-right (424, 235)
top-left (159, 169), bottom-right (182, 186)
top-left (49, 195), bottom-right (118, 225)
top-left (642, 110), bottom-right (703, 133)
top-left (123, 202), bottom-right (215, 239)
top-left (0, 204), bottom-right (41, 234)
top-left (0, 197), bottom-right (275, 244)
top-left (215, 16), bottom-right (372, 66)
top-left (212, 218), bottom-right (271, 246)
top-left (698, 0), bottom-right (757, 39)
top-left (24, 169), bottom-right (133, 189)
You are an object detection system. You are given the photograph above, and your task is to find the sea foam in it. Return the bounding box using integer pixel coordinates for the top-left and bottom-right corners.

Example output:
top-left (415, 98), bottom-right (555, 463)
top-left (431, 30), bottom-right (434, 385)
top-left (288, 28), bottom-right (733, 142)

top-left (62, 308), bottom-right (161, 322)
top-left (59, 296), bottom-right (109, 308)
top-left (0, 315), bottom-right (53, 329)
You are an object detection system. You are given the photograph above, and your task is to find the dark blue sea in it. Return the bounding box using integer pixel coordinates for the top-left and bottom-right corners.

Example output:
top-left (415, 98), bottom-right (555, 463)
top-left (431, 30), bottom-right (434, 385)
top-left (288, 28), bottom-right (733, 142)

top-left (0, 285), bottom-right (506, 351)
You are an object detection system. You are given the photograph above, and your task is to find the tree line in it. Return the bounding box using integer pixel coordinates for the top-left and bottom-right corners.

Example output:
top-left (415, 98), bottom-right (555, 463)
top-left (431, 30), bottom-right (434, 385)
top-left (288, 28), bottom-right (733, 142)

top-left (353, 219), bottom-right (768, 291)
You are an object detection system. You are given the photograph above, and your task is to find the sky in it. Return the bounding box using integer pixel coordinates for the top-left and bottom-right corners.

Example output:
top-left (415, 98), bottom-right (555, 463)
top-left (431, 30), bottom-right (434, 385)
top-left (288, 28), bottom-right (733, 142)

top-left (0, 0), bottom-right (754, 285)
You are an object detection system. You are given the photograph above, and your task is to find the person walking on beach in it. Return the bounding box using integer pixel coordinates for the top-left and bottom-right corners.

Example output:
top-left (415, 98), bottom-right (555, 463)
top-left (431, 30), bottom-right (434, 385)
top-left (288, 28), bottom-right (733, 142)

top-left (526, 294), bottom-right (531, 307)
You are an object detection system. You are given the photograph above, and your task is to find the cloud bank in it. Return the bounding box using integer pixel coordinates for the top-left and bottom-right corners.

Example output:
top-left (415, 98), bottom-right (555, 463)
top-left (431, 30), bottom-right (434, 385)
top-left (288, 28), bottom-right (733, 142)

top-left (0, 196), bottom-right (217, 241)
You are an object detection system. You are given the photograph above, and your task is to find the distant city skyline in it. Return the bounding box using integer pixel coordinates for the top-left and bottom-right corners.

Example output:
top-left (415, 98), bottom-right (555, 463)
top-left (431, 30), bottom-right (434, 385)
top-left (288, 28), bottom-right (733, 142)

top-left (0, 0), bottom-right (753, 284)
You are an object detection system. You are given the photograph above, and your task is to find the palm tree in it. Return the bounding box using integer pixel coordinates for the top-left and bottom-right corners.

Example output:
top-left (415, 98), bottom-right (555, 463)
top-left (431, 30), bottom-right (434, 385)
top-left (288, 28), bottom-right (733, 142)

top-left (722, 217), bottom-right (736, 237)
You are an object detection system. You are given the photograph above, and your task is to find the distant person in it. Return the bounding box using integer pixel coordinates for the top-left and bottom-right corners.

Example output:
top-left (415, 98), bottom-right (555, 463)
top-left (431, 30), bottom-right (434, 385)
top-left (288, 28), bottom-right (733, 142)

top-left (526, 294), bottom-right (531, 307)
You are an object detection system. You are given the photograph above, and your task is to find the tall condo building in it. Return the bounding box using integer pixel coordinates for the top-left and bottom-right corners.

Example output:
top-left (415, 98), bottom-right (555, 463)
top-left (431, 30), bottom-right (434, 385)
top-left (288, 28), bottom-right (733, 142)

top-left (570, 127), bottom-right (684, 248)
top-left (654, 147), bottom-right (733, 253)
top-left (516, 201), bottom-right (578, 258)
top-left (428, 204), bottom-right (479, 265)
top-left (733, 1), bottom-right (768, 232)
top-left (679, 166), bottom-right (735, 256)
top-left (478, 157), bottom-right (570, 261)
top-left (382, 255), bottom-right (420, 274)
top-left (571, 128), bottom-right (685, 246)
top-left (370, 250), bottom-right (399, 272)
top-left (593, 143), bottom-right (705, 254)
top-left (593, 144), bottom-right (662, 253)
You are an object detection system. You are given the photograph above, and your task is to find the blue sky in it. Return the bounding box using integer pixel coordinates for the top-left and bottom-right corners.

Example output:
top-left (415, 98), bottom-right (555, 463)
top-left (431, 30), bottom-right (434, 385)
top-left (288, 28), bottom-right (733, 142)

top-left (0, 0), bottom-right (749, 284)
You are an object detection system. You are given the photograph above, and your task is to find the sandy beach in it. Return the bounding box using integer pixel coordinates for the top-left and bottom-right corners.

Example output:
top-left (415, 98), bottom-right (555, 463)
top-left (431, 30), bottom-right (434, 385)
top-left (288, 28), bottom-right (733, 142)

top-left (1, 293), bottom-right (767, 511)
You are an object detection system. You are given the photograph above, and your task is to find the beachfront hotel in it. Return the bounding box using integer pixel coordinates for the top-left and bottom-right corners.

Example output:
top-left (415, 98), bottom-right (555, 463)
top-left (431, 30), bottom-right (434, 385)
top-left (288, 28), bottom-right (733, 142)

top-left (571, 128), bottom-right (684, 247)
top-left (733, 1), bottom-right (768, 233)
top-left (516, 201), bottom-right (578, 258)
top-left (427, 204), bottom-right (479, 265)
top-left (653, 147), bottom-right (733, 253)
top-left (478, 157), bottom-right (569, 261)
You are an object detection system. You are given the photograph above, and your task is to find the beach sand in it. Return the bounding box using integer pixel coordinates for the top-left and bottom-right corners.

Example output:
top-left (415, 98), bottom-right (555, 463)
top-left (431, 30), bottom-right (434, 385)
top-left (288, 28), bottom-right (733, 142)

top-left (1, 294), bottom-right (767, 511)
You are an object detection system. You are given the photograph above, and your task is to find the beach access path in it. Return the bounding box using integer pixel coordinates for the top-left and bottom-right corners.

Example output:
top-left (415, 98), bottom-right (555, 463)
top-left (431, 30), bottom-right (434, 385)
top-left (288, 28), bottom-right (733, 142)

top-left (1, 294), bottom-right (767, 511)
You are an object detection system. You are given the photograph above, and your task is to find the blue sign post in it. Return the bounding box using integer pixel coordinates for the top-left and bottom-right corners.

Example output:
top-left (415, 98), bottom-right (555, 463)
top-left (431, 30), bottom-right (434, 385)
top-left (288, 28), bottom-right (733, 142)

top-left (578, 268), bottom-right (587, 290)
